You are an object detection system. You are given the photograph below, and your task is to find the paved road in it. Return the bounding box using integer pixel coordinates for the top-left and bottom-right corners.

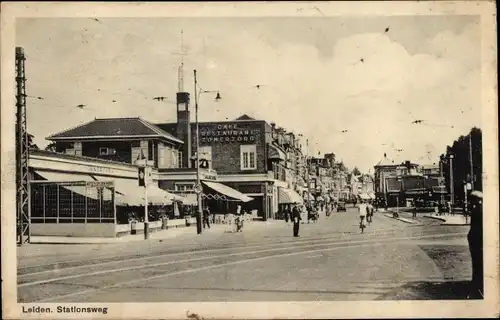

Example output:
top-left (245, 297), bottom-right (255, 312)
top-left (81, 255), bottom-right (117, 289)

top-left (18, 208), bottom-right (473, 302)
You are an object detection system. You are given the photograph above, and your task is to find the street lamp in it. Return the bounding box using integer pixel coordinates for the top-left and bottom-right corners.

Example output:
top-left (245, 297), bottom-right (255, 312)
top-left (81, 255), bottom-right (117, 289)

top-left (394, 176), bottom-right (402, 218)
top-left (193, 69), bottom-right (221, 234)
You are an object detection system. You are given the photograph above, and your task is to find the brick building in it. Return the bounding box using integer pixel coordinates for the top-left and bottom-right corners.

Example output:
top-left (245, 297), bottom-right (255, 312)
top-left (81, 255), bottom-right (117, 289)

top-left (158, 112), bottom-right (304, 220)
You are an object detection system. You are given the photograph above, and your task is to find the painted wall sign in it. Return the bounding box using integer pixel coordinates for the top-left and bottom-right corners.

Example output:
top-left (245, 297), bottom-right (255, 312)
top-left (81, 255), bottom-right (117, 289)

top-left (199, 123), bottom-right (260, 144)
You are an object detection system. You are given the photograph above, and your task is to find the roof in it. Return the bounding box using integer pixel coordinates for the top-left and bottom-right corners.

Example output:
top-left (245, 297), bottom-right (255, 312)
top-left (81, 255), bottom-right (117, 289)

top-left (235, 114), bottom-right (256, 121)
top-left (46, 117), bottom-right (183, 144)
top-left (375, 154), bottom-right (395, 167)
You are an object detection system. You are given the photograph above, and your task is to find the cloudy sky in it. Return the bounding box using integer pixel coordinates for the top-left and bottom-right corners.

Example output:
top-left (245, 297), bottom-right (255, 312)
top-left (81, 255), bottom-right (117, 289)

top-left (16, 15), bottom-right (481, 172)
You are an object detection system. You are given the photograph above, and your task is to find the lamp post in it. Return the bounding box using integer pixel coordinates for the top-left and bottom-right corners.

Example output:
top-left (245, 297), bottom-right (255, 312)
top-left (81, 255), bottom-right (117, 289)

top-left (193, 69), bottom-right (221, 235)
top-left (395, 177), bottom-right (401, 218)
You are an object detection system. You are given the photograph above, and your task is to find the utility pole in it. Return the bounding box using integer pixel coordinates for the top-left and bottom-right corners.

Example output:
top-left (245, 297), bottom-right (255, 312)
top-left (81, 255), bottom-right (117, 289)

top-left (194, 70), bottom-right (202, 234)
top-left (16, 47), bottom-right (30, 245)
top-left (469, 133), bottom-right (474, 190)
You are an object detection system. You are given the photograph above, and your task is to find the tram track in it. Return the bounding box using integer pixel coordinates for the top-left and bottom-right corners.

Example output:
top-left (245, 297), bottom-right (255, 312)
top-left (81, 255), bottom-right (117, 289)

top-left (18, 231), bottom-right (466, 303)
top-left (18, 224), bottom-right (458, 277)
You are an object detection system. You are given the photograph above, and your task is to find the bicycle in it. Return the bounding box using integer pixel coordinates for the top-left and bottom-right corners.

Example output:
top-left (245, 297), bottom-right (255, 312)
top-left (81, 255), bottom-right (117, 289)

top-left (359, 216), bottom-right (366, 233)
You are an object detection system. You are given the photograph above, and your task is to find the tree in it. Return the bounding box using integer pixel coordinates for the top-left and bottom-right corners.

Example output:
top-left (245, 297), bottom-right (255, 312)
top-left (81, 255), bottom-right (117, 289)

top-left (27, 133), bottom-right (39, 150)
top-left (44, 142), bottom-right (57, 152)
top-left (352, 167), bottom-right (361, 176)
top-left (440, 127), bottom-right (482, 203)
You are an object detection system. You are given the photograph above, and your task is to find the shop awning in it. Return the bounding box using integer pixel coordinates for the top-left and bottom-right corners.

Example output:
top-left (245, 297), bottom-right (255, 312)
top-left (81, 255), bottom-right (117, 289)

top-left (97, 177), bottom-right (144, 206)
top-left (147, 184), bottom-right (184, 203)
top-left (278, 187), bottom-right (303, 204)
top-left (34, 170), bottom-right (99, 199)
top-left (268, 144), bottom-right (286, 161)
top-left (202, 181), bottom-right (253, 202)
top-left (178, 193), bottom-right (198, 205)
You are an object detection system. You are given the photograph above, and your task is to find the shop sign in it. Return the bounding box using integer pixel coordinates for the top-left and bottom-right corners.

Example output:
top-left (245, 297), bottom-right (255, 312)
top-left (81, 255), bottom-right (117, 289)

top-left (89, 166), bottom-right (114, 174)
top-left (202, 173), bottom-right (217, 181)
top-left (87, 181), bottom-right (114, 188)
top-left (199, 123), bottom-right (260, 144)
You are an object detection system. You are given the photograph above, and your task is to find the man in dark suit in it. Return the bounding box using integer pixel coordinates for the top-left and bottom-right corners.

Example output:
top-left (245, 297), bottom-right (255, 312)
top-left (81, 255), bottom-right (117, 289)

top-left (202, 206), bottom-right (211, 229)
top-left (467, 190), bottom-right (483, 299)
top-left (291, 202), bottom-right (302, 237)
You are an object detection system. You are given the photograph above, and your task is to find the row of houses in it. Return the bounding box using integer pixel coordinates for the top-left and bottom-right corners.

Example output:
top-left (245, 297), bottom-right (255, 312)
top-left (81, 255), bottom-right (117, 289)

top-left (29, 89), bottom-right (337, 237)
top-left (373, 153), bottom-right (446, 207)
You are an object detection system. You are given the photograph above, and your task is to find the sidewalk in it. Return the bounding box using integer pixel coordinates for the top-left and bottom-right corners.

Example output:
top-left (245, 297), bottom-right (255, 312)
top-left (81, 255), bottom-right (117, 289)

top-left (424, 213), bottom-right (470, 226)
top-left (25, 220), bottom-right (284, 245)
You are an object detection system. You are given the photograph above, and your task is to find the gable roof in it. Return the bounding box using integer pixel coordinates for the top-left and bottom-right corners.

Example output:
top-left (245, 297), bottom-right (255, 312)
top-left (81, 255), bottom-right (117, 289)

top-left (46, 117), bottom-right (183, 144)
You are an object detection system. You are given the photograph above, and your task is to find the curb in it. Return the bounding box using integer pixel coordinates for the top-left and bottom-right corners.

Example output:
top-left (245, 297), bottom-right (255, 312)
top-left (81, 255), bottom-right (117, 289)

top-left (423, 215), bottom-right (447, 222)
top-left (423, 215), bottom-right (470, 226)
top-left (383, 213), bottom-right (420, 225)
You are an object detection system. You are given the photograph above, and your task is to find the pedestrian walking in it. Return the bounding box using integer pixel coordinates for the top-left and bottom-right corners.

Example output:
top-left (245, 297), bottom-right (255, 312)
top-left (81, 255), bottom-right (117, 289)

top-left (284, 205), bottom-right (291, 225)
top-left (292, 202), bottom-right (301, 237)
top-left (467, 190), bottom-right (483, 299)
top-left (412, 205), bottom-right (417, 218)
top-left (202, 206), bottom-right (211, 229)
top-left (366, 201), bottom-right (374, 225)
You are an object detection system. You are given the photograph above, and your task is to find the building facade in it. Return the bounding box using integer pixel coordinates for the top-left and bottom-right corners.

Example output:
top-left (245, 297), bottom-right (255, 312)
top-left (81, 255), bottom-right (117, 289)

top-left (158, 114), bottom-right (304, 220)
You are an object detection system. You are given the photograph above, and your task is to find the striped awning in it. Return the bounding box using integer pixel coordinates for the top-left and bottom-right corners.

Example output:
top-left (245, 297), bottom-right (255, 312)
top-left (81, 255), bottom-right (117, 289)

top-left (202, 181), bottom-right (253, 202)
top-left (268, 144), bottom-right (286, 161)
top-left (278, 187), bottom-right (303, 204)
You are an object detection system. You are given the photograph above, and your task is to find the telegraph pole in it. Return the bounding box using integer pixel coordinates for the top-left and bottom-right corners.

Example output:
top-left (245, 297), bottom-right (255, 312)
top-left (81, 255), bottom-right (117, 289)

top-left (16, 47), bottom-right (30, 245)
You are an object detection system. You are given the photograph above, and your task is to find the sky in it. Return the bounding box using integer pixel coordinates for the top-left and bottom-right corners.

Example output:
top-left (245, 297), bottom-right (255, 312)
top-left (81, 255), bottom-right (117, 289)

top-left (16, 16), bottom-right (481, 173)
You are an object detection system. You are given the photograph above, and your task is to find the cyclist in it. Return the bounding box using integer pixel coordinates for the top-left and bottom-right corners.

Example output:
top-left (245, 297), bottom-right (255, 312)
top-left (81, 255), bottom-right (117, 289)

top-left (358, 199), bottom-right (368, 233)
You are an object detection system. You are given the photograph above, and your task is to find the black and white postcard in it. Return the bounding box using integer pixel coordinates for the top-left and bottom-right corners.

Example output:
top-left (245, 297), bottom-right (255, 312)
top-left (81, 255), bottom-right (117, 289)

top-left (1, 1), bottom-right (498, 319)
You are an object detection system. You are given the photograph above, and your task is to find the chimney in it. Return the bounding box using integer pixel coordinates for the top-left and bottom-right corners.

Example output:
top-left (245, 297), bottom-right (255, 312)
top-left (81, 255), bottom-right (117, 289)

top-left (176, 92), bottom-right (191, 168)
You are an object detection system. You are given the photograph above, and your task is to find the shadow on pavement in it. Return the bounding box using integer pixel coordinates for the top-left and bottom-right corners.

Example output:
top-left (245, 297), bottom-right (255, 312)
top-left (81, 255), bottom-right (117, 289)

top-left (376, 280), bottom-right (479, 300)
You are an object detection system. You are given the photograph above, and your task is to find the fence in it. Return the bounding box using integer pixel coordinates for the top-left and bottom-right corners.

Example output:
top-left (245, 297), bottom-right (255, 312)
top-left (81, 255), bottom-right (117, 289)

top-left (30, 181), bottom-right (116, 224)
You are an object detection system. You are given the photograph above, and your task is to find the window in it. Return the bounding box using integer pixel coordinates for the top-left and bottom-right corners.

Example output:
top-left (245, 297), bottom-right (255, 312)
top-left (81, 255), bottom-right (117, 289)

top-left (147, 141), bottom-right (154, 161)
top-left (99, 147), bottom-right (116, 156)
top-left (175, 183), bottom-right (194, 192)
top-left (198, 146), bottom-right (212, 169)
top-left (177, 151), bottom-right (183, 168)
top-left (240, 145), bottom-right (257, 170)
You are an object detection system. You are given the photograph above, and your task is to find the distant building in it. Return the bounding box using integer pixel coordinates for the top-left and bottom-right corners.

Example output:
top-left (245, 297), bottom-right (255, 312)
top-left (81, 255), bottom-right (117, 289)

top-left (374, 154), bottom-right (446, 207)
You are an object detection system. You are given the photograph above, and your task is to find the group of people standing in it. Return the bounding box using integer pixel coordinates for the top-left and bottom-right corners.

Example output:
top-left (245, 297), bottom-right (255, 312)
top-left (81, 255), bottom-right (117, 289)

top-left (202, 204), bottom-right (246, 232)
